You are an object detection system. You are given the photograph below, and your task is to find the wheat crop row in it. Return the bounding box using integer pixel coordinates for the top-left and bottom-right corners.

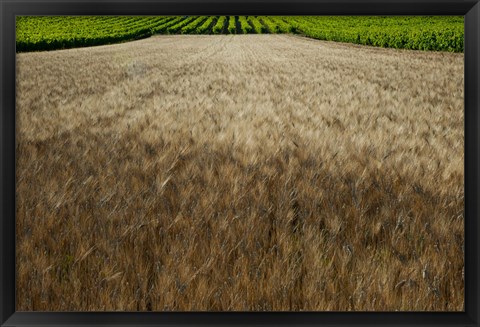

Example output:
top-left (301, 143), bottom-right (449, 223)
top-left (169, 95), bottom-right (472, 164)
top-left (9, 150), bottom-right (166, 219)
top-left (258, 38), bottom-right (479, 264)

top-left (16, 35), bottom-right (464, 311)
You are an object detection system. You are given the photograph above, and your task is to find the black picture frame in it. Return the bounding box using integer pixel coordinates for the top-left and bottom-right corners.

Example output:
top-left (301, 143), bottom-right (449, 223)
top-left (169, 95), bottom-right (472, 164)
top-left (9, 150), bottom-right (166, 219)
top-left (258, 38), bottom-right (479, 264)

top-left (1, 1), bottom-right (479, 326)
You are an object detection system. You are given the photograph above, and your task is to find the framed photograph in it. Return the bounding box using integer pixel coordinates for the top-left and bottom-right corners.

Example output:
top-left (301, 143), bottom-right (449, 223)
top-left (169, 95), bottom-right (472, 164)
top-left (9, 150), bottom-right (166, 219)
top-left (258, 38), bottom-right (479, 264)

top-left (1, 0), bottom-right (479, 326)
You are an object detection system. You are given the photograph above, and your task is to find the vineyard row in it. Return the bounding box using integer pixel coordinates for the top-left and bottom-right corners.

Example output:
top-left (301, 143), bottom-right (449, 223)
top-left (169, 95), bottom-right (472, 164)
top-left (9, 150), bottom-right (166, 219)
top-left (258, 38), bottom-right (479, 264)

top-left (16, 16), bottom-right (464, 52)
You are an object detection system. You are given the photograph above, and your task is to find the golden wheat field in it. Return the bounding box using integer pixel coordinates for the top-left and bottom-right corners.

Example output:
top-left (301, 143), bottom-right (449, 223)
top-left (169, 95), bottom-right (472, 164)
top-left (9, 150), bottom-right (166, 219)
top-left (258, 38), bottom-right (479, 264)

top-left (15, 35), bottom-right (464, 311)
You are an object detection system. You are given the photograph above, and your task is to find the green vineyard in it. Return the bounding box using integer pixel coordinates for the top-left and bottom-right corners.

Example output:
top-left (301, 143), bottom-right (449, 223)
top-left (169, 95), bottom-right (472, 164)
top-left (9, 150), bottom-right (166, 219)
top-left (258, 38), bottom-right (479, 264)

top-left (16, 16), bottom-right (464, 52)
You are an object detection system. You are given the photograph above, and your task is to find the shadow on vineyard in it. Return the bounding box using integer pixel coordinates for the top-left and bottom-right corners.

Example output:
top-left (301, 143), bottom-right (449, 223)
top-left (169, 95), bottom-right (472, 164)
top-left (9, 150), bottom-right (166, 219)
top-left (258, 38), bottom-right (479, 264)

top-left (16, 15), bottom-right (464, 52)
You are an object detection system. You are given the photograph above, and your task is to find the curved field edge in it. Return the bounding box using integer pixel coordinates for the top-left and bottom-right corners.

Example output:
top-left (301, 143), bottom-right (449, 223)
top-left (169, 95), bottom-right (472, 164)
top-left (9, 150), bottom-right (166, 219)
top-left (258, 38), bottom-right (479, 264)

top-left (16, 16), bottom-right (464, 52)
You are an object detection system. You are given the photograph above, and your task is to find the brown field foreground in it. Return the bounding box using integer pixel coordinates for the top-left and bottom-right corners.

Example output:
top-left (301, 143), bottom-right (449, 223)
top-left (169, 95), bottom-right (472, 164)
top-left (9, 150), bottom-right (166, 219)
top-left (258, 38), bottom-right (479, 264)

top-left (16, 35), bottom-right (464, 311)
